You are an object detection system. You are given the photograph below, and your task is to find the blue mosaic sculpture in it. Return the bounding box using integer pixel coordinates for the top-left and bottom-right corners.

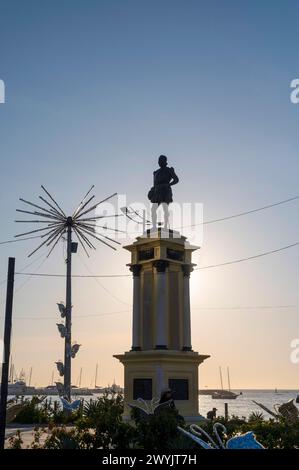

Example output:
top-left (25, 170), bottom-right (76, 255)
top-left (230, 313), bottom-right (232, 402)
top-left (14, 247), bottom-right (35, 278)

top-left (178, 423), bottom-right (265, 449)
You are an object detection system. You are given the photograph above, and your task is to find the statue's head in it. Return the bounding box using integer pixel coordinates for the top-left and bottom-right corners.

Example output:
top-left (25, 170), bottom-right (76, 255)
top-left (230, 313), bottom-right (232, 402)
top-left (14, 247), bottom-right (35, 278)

top-left (158, 155), bottom-right (167, 168)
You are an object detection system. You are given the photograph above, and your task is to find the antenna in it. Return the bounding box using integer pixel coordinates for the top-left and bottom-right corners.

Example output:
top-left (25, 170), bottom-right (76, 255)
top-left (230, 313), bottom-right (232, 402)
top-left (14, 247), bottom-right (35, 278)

top-left (16, 185), bottom-right (120, 401)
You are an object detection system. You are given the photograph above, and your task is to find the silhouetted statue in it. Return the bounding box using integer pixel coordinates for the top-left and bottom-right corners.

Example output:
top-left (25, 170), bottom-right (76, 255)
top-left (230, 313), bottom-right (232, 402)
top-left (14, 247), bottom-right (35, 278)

top-left (148, 155), bottom-right (179, 228)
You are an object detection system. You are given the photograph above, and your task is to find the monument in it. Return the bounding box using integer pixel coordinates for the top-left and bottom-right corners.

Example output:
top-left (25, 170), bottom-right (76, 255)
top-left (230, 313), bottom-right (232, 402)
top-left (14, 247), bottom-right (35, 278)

top-left (114, 156), bottom-right (210, 422)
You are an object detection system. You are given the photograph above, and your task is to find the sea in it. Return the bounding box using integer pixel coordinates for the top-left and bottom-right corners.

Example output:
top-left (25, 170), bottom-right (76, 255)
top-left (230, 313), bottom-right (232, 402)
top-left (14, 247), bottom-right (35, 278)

top-left (198, 389), bottom-right (299, 419)
top-left (9, 390), bottom-right (299, 420)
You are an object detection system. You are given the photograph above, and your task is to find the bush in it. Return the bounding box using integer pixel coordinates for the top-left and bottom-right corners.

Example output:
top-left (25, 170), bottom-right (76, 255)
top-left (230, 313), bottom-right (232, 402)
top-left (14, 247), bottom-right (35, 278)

top-left (11, 396), bottom-right (82, 425)
top-left (131, 406), bottom-right (184, 450)
top-left (10, 395), bottom-right (299, 449)
top-left (12, 398), bottom-right (50, 424)
top-left (76, 393), bottom-right (136, 449)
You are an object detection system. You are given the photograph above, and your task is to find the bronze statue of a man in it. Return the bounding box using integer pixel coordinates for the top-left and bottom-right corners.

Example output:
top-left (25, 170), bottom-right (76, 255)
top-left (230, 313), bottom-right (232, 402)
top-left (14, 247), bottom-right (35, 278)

top-left (148, 155), bottom-right (179, 228)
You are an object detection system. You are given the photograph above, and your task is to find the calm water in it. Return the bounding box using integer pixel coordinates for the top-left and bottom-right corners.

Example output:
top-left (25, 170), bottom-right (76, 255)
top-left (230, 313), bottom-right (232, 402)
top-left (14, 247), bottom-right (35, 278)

top-left (198, 390), bottom-right (299, 419)
top-left (9, 390), bottom-right (299, 420)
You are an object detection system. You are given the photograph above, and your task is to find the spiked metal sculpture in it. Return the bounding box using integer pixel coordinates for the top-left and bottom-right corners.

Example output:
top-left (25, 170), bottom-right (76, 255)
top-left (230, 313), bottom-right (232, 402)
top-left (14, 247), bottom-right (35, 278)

top-left (15, 185), bottom-right (121, 400)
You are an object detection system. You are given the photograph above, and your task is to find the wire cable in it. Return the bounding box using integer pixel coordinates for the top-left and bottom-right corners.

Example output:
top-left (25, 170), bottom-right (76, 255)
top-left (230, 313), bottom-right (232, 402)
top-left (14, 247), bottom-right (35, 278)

top-left (1, 309), bottom-right (131, 320)
top-left (195, 241), bottom-right (299, 270)
top-left (2, 194), bottom-right (299, 243)
top-left (2, 304), bottom-right (298, 320)
top-left (77, 253), bottom-right (132, 306)
top-left (0, 235), bottom-right (43, 245)
top-left (179, 195), bottom-right (299, 229)
top-left (13, 239), bottom-right (299, 276)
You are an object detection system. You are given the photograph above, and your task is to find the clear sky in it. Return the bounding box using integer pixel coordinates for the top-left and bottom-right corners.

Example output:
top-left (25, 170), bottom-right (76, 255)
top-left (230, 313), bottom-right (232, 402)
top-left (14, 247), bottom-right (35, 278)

top-left (0, 0), bottom-right (299, 390)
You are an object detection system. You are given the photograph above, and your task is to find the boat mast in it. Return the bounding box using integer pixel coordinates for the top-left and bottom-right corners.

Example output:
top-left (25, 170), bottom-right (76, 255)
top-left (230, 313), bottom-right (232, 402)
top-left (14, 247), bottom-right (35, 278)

top-left (219, 366), bottom-right (224, 390)
top-left (9, 361), bottom-right (13, 383)
top-left (95, 363), bottom-right (98, 388)
top-left (51, 370), bottom-right (54, 386)
top-left (9, 358), bottom-right (13, 383)
top-left (227, 367), bottom-right (231, 391)
top-left (79, 367), bottom-right (82, 388)
top-left (29, 367), bottom-right (33, 386)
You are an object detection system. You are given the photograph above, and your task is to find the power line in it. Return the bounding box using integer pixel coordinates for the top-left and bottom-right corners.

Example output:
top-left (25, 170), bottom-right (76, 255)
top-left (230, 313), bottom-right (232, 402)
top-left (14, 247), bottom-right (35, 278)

top-left (195, 241), bottom-right (299, 270)
top-left (15, 272), bottom-right (130, 278)
top-left (0, 251), bottom-right (48, 291)
top-left (2, 309), bottom-right (131, 320)
top-left (13, 240), bottom-right (299, 277)
top-left (178, 195), bottom-right (299, 228)
top-left (193, 305), bottom-right (299, 310)
top-left (1, 194), bottom-right (299, 244)
top-left (2, 304), bottom-right (298, 321)
top-left (0, 235), bottom-right (42, 245)
top-left (127, 194), bottom-right (299, 232)
top-left (77, 253), bottom-right (132, 306)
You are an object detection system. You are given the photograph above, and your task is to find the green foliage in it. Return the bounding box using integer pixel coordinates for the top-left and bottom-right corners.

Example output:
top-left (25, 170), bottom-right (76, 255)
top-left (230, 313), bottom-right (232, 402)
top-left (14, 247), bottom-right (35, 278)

top-left (7, 430), bottom-right (23, 449)
top-left (191, 415), bottom-right (299, 449)
top-left (12, 398), bottom-right (50, 424)
top-left (28, 427), bottom-right (45, 449)
top-left (10, 395), bottom-right (299, 449)
top-left (237, 418), bottom-right (299, 449)
top-left (77, 393), bottom-right (135, 449)
top-left (11, 396), bottom-right (82, 425)
top-left (131, 406), bottom-right (183, 450)
top-left (42, 426), bottom-right (81, 449)
top-left (248, 411), bottom-right (265, 423)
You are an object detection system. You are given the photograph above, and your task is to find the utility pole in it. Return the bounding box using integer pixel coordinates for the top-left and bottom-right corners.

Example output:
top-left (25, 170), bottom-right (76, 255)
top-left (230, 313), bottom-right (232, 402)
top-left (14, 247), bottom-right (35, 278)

top-left (0, 257), bottom-right (15, 449)
top-left (16, 185), bottom-right (120, 405)
top-left (64, 221), bottom-right (72, 401)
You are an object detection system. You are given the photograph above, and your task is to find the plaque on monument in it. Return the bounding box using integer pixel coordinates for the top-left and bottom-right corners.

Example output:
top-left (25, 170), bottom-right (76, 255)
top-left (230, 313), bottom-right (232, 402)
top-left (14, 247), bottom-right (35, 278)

top-left (167, 248), bottom-right (184, 261)
top-left (169, 378), bottom-right (189, 400)
top-left (138, 248), bottom-right (155, 261)
top-left (133, 378), bottom-right (152, 400)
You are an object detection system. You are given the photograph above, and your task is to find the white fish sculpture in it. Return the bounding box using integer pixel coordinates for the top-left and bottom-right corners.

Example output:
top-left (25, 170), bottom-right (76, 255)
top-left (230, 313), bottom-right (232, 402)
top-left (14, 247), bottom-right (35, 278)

top-left (178, 423), bottom-right (265, 449)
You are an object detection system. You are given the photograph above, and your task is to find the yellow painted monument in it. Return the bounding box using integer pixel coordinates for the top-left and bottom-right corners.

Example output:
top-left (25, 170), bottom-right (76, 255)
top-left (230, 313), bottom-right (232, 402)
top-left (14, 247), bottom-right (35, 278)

top-left (114, 227), bottom-right (210, 422)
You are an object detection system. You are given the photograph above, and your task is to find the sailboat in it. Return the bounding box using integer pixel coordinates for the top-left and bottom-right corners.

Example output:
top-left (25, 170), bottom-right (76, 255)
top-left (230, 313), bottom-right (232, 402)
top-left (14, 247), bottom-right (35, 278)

top-left (212, 367), bottom-right (240, 399)
top-left (90, 363), bottom-right (104, 393)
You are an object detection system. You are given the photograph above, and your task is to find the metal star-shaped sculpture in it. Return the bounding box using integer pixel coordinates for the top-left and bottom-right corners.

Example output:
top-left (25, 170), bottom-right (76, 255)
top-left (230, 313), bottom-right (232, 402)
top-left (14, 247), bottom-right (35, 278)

top-left (15, 185), bottom-right (122, 257)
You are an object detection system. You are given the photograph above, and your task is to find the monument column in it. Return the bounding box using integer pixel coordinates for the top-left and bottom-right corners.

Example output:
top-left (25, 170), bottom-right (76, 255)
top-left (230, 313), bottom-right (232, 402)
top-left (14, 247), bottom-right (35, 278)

top-left (130, 264), bottom-right (141, 351)
top-left (182, 265), bottom-right (193, 351)
top-left (114, 230), bottom-right (210, 423)
top-left (153, 260), bottom-right (169, 349)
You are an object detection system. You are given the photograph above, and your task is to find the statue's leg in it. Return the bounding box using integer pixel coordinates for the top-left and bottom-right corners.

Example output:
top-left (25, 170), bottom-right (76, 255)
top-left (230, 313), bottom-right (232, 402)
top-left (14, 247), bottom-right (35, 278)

top-left (162, 203), bottom-right (169, 228)
top-left (151, 203), bottom-right (158, 229)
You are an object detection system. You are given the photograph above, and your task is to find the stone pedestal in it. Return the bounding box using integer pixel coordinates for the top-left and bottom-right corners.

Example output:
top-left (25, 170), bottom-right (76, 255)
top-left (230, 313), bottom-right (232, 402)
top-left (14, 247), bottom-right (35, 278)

top-left (114, 228), bottom-right (210, 422)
